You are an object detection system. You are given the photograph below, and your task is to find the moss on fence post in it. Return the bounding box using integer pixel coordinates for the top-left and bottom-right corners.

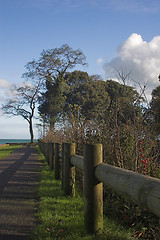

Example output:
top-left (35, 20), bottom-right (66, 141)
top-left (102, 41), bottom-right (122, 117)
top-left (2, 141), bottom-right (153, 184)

top-left (84, 144), bottom-right (103, 234)
top-left (63, 143), bottom-right (75, 196)
top-left (55, 143), bottom-right (60, 180)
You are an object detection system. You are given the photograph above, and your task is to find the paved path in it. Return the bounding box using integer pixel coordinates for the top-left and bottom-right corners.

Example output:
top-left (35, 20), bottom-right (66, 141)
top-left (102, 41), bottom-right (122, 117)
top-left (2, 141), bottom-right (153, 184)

top-left (0, 145), bottom-right (42, 240)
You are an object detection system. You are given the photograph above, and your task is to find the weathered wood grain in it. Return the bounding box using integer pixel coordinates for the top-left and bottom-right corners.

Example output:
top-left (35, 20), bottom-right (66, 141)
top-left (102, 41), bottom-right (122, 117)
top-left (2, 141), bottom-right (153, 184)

top-left (95, 163), bottom-right (160, 218)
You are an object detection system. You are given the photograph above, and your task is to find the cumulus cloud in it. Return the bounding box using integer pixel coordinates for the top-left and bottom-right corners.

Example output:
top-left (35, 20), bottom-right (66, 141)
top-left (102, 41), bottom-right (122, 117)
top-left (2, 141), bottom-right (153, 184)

top-left (0, 79), bottom-right (10, 89)
top-left (104, 33), bottom-right (160, 100)
top-left (0, 79), bottom-right (11, 103)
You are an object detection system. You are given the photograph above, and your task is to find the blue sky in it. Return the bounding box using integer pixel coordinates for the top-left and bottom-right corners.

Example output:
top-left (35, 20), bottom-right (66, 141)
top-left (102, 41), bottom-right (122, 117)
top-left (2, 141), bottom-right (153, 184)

top-left (0, 0), bottom-right (160, 139)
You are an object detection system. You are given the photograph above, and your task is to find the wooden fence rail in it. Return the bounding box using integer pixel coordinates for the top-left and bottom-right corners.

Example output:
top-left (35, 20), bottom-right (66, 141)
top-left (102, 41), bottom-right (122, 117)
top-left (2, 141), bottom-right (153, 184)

top-left (38, 140), bottom-right (160, 234)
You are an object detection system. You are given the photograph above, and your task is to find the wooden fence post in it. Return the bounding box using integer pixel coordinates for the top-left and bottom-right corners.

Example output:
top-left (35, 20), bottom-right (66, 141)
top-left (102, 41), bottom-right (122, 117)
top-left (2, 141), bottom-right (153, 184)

top-left (55, 143), bottom-right (60, 180)
top-left (49, 143), bottom-right (55, 170)
top-left (83, 144), bottom-right (103, 234)
top-left (40, 141), bottom-right (45, 155)
top-left (62, 143), bottom-right (64, 190)
top-left (45, 142), bottom-right (49, 163)
top-left (63, 143), bottom-right (75, 196)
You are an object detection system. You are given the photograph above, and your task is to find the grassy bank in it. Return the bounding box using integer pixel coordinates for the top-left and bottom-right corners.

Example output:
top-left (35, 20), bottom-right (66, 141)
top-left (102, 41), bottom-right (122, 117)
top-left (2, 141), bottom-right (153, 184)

top-left (0, 145), bottom-right (21, 159)
top-left (31, 148), bottom-right (135, 240)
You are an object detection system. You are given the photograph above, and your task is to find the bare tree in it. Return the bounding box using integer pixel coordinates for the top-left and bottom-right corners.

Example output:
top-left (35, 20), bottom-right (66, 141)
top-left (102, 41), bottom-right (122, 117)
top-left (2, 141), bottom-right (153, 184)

top-left (114, 66), bottom-right (132, 86)
top-left (2, 81), bottom-right (41, 143)
top-left (114, 66), bottom-right (149, 105)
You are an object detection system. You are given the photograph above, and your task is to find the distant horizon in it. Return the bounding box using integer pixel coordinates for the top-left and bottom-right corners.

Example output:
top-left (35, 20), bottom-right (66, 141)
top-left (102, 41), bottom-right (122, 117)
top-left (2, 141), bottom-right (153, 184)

top-left (0, 139), bottom-right (38, 144)
top-left (0, 138), bottom-right (37, 140)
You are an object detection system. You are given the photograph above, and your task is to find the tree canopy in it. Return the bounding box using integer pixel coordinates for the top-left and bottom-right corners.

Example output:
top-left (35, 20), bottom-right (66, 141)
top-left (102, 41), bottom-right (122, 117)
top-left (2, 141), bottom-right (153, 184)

top-left (63, 72), bottom-right (110, 121)
top-left (23, 44), bottom-right (87, 127)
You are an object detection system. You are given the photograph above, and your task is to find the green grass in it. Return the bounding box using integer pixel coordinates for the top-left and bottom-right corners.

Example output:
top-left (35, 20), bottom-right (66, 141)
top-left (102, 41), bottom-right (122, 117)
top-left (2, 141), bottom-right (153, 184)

top-left (0, 145), bottom-right (21, 159)
top-left (31, 147), bottom-right (135, 240)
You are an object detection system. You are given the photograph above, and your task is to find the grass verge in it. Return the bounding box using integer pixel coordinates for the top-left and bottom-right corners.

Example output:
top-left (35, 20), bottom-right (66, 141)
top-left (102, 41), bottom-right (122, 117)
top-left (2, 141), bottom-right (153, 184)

top-left (0, 145), bottom-right (21, 159)
top-left (31, 147), bottom-right (135, 240)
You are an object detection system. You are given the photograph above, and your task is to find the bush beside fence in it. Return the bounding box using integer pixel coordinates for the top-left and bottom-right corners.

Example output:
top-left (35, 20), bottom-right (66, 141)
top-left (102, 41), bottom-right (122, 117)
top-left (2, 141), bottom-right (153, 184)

top-left (38, 139), bottom-right (160, 234)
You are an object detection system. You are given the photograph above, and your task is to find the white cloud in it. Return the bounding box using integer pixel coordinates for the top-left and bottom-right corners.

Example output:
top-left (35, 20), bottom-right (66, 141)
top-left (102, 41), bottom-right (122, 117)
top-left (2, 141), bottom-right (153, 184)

top-left (0, 79), bottom-right (10, 89)
top-left (97, 58), bottom-right (103, 64)
top-left (104, 33), bottom-right (160, 100)
top-left (0, 79), bottom-right (11, 103)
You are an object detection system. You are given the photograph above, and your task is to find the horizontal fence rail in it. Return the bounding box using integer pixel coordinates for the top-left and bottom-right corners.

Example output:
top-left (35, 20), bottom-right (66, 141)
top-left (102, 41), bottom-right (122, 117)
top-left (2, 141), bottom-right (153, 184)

top-left (95, 163), bottom-right (160, 218)
top-left (38, 140), bottom-right (160, 234)
top-left (70, 155), bottom-right (84, 171)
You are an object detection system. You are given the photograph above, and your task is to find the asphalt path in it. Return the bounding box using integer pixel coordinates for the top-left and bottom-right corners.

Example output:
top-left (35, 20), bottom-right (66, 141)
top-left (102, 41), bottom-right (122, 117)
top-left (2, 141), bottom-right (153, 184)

top-left (0, 145), bottom-right (42, 240)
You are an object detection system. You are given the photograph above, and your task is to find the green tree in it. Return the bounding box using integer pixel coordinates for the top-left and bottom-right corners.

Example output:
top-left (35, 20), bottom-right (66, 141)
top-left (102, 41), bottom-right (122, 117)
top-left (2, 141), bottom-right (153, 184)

top-left (105, 80), bottom-right (141, 122)
top-left (64, 71), bottom-right (110, 122)
top-left (23, 44), bottom-right (87, 128)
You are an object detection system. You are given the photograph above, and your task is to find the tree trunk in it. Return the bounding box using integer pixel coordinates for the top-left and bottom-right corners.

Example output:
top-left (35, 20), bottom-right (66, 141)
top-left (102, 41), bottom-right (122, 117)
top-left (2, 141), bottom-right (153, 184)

top-left (29, 118), bottom-right (34, 143)
top-left (49, 120), bottom-right (55, 130)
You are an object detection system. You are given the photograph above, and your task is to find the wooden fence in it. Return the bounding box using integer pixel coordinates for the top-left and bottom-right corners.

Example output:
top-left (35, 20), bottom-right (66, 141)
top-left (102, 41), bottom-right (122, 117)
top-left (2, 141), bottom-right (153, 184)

top-left (38, 140), bottom-right (160, 234)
